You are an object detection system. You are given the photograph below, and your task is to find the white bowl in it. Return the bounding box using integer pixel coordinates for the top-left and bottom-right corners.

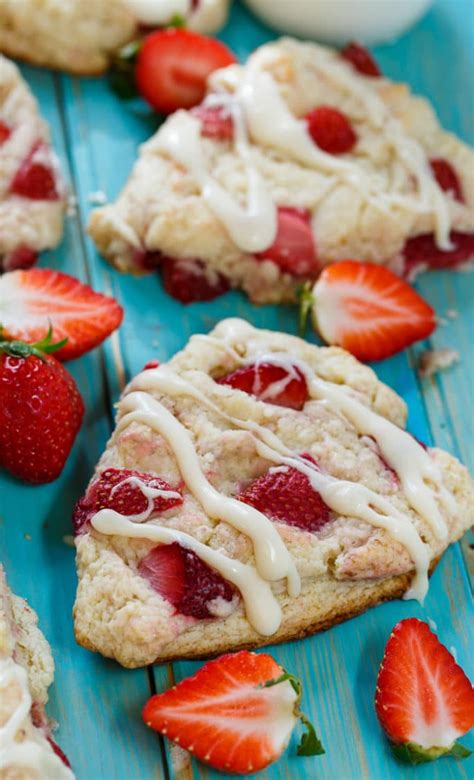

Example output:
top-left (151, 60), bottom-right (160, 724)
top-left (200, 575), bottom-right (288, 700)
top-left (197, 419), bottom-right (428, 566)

top-left (243, 0), bottom-right (433, 45)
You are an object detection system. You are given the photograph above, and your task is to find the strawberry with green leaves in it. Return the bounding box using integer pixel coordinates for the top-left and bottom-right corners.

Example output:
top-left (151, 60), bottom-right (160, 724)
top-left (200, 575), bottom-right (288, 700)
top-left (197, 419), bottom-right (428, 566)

top-left (0, 328), bottom-right (84, 484)
top-left (375, 618), bottom-right (474, 765)
top-left (143, 650), bottom-right (324, 774)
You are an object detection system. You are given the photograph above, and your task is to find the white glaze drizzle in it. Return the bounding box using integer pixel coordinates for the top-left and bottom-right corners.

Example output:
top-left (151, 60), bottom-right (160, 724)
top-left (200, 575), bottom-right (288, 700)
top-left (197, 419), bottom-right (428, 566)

top-left (132, 363), bottom-right (431, 600)
top-left (91, 510), bottom-right (281, 635)
top-left (0, 658), bottom-right (73, 779)
top-left (155, 110), bottom-right (277, 252)
top-left (109, 476), bottom-right (182, 523)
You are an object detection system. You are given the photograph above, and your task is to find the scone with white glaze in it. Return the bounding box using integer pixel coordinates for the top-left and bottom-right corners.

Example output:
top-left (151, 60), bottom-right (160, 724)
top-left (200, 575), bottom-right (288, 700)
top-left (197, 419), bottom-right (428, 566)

top-left (0, 55), bottom-right (65, 272)
top-left (0, 0), bottom-right (229, 76)
top-left (72, 319), bottom-right (474, 668)
top-left (88, 37), bottom-right (474, 304)
top-left (0, 565), bottom-right (74, 779)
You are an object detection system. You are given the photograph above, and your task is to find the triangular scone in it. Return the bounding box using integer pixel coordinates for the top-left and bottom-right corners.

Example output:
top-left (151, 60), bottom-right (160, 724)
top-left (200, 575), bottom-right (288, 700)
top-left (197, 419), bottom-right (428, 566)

top-left (0, 566), bottom-right (74, 778)
top-left (72, 319), bottom-right (474, 668)
top-left (0, 0), bottom-right (229, 76)
top-left (89, 37), bottom-right (474, 304)
top-left (0, 55), bottom-right (65, 272)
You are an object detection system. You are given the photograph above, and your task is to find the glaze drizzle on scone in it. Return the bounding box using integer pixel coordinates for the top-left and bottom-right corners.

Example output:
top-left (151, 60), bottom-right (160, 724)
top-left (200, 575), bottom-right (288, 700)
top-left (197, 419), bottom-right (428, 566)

top-left (73, 320), bottom-right (474, 667)
top-left (89, 38), bottom-right (474, 303)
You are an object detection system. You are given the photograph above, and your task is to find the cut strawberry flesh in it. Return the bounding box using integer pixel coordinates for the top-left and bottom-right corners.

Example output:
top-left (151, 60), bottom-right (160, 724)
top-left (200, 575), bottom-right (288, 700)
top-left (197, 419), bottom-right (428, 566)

top-left (238, 459), bottom-right (331, 533)
top-left (139, 542), bottom-right (238, 619)
top-left (306, 106), bottom-right (357, 154)
top-left (191, 104), bottom-right (234, 140)
top-left (0, 120), bottom-right (11, 144)
top-left (312, 260), bottom-right (436, 362)
top-left (10, 142), bottom-right (59, 200)
top-left (1, 246), bottom-right (37, 272)
top-left (376, 619), bottom-right (474, 749)
top-left (256, 207), bottom-right (319, 277)
top-left (72, 468), bottom-right (182, 534)
top-left (341, 41), bottom-right (381, 77)
top-left (403, 231), bottom-right (474, 274)
top-left (160, 256), bottom-right (230, 303)
top-left (429, 158), bottom-right (464, 203)
top-left (217, 362), bottom-right (309, 410)
top-left (132, 248), bottom-right (162, 271)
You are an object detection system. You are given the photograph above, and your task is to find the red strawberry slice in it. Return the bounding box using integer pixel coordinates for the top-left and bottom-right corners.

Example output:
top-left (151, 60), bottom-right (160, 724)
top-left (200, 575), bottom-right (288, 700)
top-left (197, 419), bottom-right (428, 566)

top-left (0, 268), bottom-right (123, 361)
top-left (256, 207), bottom-right (319, 277)
top-left (1, 245), bottom-right (37, 272)
top-left (47, 738), bottom-right (72, 768)
top-left (217, 362), bottom-right (309, 410)
top-left (10, 142), bottom-right (59, 200)
top-left (306, 106), bottom-right (357, 155)
top-left (311, 260), bottom-right (436, 361)
top-left (143, 650), bottom-right (324, 773)
top-left (375, 618), bottom-right (474, 764)
top-left (403, 231), bottom-right (474, 275)
top-left (138, 542), bottom-right (237, 619)
top-left (191, 104), bottom-right (234, 140)
top-left (341, 41), bottom-right (381, 77)
top-left (238, 460), bottom-right (331, 533)
top-left (0, 121), bottom-right (11, 144)
top-left (160, 257), bottom-right (230, 304)
top-left (72, 468), bottom-right (183, 535)
top-left (429, 158), bottom-right (464, 203)
top-left (135, 28), bottom-right (237, 114)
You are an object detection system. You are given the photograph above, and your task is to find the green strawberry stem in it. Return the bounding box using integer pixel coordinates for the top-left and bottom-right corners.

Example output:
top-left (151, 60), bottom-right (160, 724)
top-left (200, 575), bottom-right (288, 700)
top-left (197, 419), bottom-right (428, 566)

top-left (0, 324), bottom-right (67, 361)
top-left (392, 740), bottom-right (472, 765)
top-left (297, 282), bottom-right (315, 338)
top-left (262, 671), bottom-right (325, 757)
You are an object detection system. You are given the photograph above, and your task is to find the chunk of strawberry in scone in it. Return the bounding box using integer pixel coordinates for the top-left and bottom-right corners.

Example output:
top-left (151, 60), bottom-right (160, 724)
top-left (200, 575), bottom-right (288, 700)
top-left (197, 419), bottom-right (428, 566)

top-left (72, 468), bottom-right (183, 534)
top-left (10, 142), bottom-right (60, 200)
top-left (238, 461), bottom-right (332, 533)
top-left (0, 120), bottom-right (11, 143)
top-left (191, 104), bottom-right (234, 140)
top-left (306, 106), bottom-right (357, 154)
top-left (256, 207), bottom-right (319, 277)
top-left (375, 618), bottom-right (474, 764)
top-left (341, 41), bottom-right (381, 77)
top-left (1, 246), bottom-right (37, 272)
top-left (138, 542), bottom-right (238, 619)
top-left (403, 231), bottom-right (474, 275)
top-left (217, 362), bottom-right (309, 410)
top-left (160, 257), bottom-right (230, 303)
top-left (429, 158), bottom-right (464, 203)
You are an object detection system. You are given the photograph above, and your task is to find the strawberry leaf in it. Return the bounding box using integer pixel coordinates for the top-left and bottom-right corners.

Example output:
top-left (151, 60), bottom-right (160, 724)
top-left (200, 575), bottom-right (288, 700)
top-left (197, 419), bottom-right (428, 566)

top-left (449, 742), bottom-right (472, 760)
top-left (297, 282), bottom-right (314, 337)
top-left (109, 40), bottom-right (142, 100)
top-left (262, 671), bottom-right (302, 697)
top-left (391, 741), bottom-right (472, 765)
top-left (168, 13), bottom-right (186, 27)
top-left (297, 713), bottom-right (325, 757)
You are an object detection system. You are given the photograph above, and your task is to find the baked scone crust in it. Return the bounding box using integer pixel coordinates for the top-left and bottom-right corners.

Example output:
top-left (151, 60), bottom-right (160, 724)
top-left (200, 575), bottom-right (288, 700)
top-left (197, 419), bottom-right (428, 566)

top-left (89, 38), bottom-right (474, 304)
top-left (73, 319), bottom-right (474, 668)
top-left (0, 54), bottom-right (64, 266)
top-left (0, 566), bottom-right (73, 780)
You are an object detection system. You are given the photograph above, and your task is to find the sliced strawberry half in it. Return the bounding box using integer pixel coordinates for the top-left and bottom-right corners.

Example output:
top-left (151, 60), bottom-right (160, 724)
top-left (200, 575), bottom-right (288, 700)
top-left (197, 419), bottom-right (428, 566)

top-left (135, 28), bottom-right (237, 114)
top-left (160, 257), bottom-right (230, 304)
top-left (341, 41), bottom-right (381, 77)
top-left (0, 268), bottom-right (123, 361)
top-left (217, 362), bottom-right (309, 410)
top-left (143, 650), bottom-right (324, 773)
top-left (306, 106), bottom-right (357, 154)
top-left (238, 459), bottom-right (331, 533)
top-left (0, 121), bottom-right (11, 144)
top-left (256, 207), bottom-right (319, 277)
top-left (138, 542), bottom-right (237, 619)
top-left (429, 158), bottom-right (464, 203)
top-left (311, 260), bottom-right (436, 361)
top-left (191, 104), bottom-right (234, 140)
top-left (375, 618), bottom-right (474, 764)
top-left (10, 142), bottom-right (59, 200)
top-left (72, 468), bottom-right (183, 535)
top-left (403, 231), bottom-right (474, 275)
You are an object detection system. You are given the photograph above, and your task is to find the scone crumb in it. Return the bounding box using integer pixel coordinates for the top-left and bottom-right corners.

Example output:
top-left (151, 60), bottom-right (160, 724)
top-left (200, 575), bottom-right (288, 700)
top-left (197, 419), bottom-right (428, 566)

top-left (418, 348), bottom-right (460, 378)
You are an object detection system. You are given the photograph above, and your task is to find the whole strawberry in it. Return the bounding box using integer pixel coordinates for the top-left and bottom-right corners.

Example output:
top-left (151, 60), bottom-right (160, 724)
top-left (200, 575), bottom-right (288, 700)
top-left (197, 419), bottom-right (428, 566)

top-left (0, 329), bottom-right (84, 484)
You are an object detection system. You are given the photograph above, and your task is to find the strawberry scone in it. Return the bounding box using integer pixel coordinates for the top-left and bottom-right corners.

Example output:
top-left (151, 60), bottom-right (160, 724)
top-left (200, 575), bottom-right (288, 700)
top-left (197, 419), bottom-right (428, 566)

top-left (88, 37), bottom-right (474, 304)
top-left (0, 0), bottom-right (229, 76)
top-left (0, 566), bottom-right (74, 778)
top-left (72, 319), bottom-right (474, 668)
top-left (0, 55), bottom-right (65, 273)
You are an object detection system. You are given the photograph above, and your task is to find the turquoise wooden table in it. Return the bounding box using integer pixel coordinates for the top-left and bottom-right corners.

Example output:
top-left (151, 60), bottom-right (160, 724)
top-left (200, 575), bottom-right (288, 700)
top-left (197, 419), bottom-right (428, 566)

top-left (1, 1), bottom-right (473, 778)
